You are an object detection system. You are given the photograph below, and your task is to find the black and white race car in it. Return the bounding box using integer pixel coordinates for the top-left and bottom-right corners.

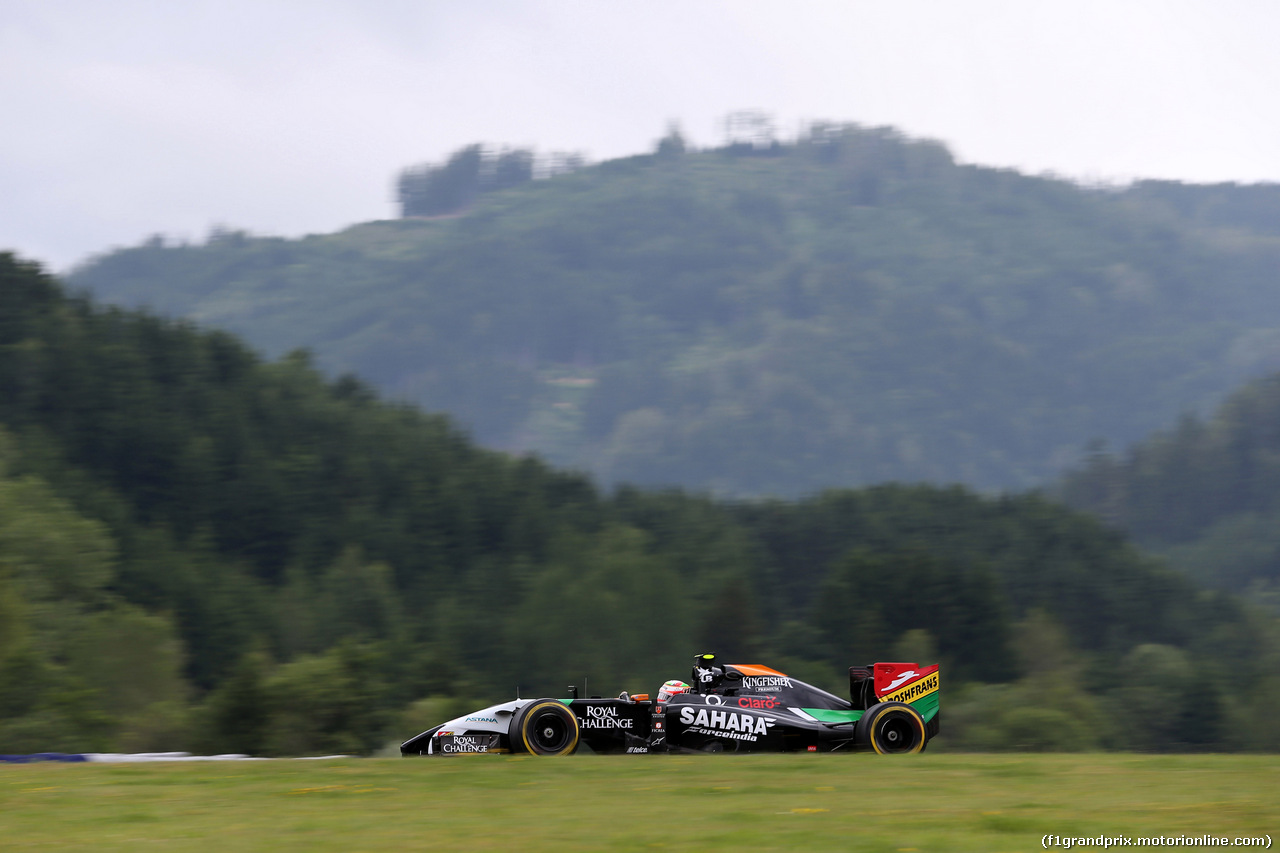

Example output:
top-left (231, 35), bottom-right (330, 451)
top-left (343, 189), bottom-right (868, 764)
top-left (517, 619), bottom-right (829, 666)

top-left (401, 656), bottom-right (939, 756)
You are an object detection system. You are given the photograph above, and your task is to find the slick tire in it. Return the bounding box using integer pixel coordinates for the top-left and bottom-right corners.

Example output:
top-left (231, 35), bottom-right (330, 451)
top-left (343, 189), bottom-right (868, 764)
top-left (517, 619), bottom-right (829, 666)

top-left (856, 701), bottom-right (927, 755)
top-left (509, 699), bottom-right (580, 756)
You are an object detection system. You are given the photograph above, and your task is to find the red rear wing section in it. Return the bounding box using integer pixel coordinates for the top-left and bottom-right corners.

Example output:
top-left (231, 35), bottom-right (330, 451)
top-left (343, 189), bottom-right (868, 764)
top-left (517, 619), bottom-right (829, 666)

top-left (873, 662), bottom-right (940, 703)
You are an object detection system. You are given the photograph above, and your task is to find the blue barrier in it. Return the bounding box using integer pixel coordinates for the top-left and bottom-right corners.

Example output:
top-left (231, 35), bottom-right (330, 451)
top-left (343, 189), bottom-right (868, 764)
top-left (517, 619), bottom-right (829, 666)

top-left (1, 752), bottom-right (350, 762)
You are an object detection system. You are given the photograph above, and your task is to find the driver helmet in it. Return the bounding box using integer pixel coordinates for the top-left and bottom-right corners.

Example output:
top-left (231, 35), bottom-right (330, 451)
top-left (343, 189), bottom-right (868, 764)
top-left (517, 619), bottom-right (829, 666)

top-left (657, 679), bottom-right (691, 703)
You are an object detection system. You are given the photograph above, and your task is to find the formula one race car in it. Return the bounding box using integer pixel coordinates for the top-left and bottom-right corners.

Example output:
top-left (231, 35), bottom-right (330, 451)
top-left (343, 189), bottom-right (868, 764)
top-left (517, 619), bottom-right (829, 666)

top-left (401, 655), bottom-right (939, 756)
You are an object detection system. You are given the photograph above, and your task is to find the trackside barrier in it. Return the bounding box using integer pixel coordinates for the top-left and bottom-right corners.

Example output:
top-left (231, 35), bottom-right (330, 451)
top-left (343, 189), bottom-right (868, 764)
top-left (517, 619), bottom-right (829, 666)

top-left (2, 753), bottom-right (350, 763)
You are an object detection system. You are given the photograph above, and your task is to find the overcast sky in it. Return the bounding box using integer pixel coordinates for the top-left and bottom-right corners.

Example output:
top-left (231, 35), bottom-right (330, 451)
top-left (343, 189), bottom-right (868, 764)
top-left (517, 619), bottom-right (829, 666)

top-left (4, 0), bottom-right (1279, 272)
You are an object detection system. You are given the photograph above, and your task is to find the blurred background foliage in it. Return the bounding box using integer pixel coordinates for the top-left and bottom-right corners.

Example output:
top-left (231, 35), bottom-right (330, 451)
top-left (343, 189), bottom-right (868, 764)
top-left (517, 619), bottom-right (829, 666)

top-left (67, 123), bottom-right (1280, 498)
top-left (2, 252), bottom-right (1278, 754)
top-left (1060, 372), bottom-right (1280, 611)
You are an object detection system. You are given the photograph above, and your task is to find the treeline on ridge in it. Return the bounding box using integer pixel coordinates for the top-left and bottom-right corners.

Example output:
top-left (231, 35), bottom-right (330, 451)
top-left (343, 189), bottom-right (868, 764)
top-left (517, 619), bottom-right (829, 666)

top-left (1061, 372), bottom-right (1280, 606)
top-left (69, 121), bottom-right (1280, 497)
top-left (2, 253), bottom-right (1277, 755)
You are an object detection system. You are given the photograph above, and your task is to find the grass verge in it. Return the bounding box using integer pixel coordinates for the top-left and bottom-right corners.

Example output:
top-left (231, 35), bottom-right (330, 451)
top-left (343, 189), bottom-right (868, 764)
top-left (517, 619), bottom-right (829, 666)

top-left (2, 753), bottom-right (1276, 851)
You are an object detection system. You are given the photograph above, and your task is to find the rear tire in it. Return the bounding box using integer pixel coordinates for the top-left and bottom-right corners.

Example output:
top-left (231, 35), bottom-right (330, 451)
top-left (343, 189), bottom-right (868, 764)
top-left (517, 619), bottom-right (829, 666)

top-left (856, 702), bottom-right (927, 754)
top-left (509, 700), bottom-right (580, 756)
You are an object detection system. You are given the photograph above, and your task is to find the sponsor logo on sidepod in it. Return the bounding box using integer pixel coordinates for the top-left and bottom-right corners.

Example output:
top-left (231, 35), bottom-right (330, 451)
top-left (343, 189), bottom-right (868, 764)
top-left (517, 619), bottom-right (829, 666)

top-left (739, 675), bottom-right (793, 692)
top-left (678, 707), bottom-right (773, 741)
top-left (582, 705), bottom-right (634, 729)
top-left (737, 695), bottom-right (781, 710)
top-left (464, 716), bottom-right (498, 724)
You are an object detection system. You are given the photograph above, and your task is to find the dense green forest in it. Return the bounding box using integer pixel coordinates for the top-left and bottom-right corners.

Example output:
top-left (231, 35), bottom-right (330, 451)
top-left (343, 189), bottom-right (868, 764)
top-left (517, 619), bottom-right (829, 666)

top-left (68, 124), bottom-right (1280, 496)
top-left (1060, 371), bottom-right (1280, 609)
top-left (2, 252), bottom-right (1277, 755)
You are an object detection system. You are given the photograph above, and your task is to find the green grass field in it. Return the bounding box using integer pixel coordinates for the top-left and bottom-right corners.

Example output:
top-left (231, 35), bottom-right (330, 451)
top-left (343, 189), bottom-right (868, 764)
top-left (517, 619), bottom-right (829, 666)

top-left (2, 754), bottom-right (1276, 851)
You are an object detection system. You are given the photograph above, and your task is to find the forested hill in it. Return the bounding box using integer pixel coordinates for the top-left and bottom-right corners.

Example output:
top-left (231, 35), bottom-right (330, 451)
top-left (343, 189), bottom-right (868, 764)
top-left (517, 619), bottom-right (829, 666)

top-left (69, 125), bottom-right (1280, 496)
top-left (1059, 370), bottom-right (1280, 605)
top-left (3, 252), bottom-right (1277, 754)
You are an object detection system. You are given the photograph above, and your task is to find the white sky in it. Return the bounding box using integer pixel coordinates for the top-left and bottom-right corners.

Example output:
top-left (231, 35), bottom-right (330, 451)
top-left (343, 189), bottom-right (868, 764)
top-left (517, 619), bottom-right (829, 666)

top-left (4, 0), bottom-right (1279, 272)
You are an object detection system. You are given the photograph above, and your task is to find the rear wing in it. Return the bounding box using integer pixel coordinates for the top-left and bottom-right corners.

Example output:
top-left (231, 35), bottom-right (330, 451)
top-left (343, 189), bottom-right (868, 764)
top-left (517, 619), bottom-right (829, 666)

top-left (849, 662), bottom-right (940, 710)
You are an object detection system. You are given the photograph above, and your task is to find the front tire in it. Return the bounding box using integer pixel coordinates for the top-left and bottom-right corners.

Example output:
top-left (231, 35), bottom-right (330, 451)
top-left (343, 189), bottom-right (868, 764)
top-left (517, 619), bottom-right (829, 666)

top-left (856, 702), bottom-right (927, 754)
top-left (509, 700), bottom-right (580, 756)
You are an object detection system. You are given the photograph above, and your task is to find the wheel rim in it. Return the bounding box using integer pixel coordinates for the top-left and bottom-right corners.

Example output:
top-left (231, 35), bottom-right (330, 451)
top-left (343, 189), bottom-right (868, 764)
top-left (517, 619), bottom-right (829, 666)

top-left (875, 712), bottom-right (920, 754)
top-left (529, 711), bottom-right (571, 752)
